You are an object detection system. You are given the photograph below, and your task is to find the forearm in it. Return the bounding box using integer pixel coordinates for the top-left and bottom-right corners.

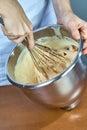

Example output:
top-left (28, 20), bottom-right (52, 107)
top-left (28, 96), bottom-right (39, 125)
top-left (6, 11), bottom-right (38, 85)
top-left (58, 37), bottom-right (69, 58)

top-left (52, 0), bottom-right (72, 19)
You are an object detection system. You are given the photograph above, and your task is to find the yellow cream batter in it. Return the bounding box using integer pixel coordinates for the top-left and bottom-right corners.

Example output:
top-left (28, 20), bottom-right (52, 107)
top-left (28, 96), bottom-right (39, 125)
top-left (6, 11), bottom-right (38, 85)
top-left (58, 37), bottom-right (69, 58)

top-left (14, 36), bottom-right (78, 84)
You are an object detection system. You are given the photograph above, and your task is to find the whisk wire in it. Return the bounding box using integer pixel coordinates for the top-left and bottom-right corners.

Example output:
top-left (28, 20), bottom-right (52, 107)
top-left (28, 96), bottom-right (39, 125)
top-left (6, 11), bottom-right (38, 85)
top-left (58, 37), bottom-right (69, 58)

top-left (30, 50), bottom-right (50, 79)
top-left (36, 44), bottom-right (66, 63)
top-left (29, 43), bottom-right (69, 80)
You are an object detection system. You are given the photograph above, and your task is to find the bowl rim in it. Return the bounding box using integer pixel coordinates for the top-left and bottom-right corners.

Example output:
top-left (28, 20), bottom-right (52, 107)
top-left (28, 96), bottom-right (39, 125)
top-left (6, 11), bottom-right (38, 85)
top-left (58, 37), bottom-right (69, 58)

top-left (6, 24), bottom-right (83, 89)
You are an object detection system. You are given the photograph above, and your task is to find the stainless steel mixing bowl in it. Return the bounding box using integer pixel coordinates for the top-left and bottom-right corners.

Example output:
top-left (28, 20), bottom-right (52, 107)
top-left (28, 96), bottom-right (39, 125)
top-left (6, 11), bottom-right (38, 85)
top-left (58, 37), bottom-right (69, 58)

top-left (6, 24), bottom-right (87, 110)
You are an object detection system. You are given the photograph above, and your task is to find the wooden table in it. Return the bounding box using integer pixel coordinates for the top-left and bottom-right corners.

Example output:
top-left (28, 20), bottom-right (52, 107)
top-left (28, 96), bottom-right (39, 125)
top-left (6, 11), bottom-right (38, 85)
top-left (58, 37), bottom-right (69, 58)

top-left (0, 84), bottom-right (87, 130)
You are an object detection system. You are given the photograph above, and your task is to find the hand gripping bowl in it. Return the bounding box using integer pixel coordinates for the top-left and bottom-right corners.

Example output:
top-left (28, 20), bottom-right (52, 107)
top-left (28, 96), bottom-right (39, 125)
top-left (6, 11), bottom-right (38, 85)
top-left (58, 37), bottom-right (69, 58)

top-left (6, 24), bottom-right (87, 110)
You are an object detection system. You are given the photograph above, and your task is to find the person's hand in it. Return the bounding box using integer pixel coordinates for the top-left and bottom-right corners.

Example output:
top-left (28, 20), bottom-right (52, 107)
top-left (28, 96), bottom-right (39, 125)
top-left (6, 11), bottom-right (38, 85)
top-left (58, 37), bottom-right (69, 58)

top-left (57, 11), bottom-right (87, 54)
top-left (0, 0), bottom-right (34, 50)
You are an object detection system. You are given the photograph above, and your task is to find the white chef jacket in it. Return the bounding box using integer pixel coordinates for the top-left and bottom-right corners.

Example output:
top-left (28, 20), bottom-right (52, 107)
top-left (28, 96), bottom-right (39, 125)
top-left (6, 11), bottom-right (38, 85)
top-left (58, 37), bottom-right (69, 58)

top-left (0, 0), bottom-right (57, 86)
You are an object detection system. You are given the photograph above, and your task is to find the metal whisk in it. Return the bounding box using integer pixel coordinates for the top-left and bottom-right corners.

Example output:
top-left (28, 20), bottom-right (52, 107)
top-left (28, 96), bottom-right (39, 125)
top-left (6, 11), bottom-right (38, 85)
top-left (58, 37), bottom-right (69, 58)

top-left (29, 43), bottom-right (69, 80)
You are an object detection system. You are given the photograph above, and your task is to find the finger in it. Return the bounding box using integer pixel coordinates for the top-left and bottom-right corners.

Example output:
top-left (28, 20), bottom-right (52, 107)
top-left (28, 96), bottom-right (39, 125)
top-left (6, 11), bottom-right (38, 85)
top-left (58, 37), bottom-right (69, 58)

top-left (82, 48), bottom-right (87, 55)
top-left (12, 35), bottom-right (26, 44)
top-left (1, 25), bottom-right (28, 43)
top-left (83, 39), bottom-right (87, 49)
top-left (72, 29), bottom-right (80, 40)
top-left (26, 31), bottom-right (35, 50)
top-left (80, 27), bottom-right (87, 40)
top-left (1, 25), bottom-right (22, 39)
top-left (67, 22), bottom-right (80, 40)
top-left (1, 25), bottom-right (13, 36)
top-left (6, 35), bottom-right (21, 40)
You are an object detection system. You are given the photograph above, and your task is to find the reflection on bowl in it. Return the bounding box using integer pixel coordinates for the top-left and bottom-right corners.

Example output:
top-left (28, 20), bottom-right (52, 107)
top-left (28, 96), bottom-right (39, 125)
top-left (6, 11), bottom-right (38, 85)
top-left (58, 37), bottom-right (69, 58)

top-left (6, 24), bottom-right (87, 110)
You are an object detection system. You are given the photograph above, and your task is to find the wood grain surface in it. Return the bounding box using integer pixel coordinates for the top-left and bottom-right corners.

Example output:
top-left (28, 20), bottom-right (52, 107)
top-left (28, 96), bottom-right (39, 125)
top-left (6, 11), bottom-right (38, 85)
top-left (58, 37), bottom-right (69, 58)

top-left (0, 84), bottom-right (87, 130)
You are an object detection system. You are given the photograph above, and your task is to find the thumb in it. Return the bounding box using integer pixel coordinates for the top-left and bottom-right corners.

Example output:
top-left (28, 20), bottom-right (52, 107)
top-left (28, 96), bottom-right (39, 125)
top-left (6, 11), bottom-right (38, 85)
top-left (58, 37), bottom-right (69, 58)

top-left (67, 22), bottom-right (80, 40)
